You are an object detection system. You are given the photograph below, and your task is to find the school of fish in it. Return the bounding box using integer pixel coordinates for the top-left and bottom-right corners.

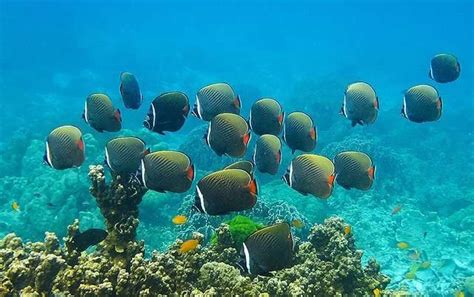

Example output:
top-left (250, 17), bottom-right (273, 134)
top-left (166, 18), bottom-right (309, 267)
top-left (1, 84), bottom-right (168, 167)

top-left (41, 54), bottom-right (461, 275)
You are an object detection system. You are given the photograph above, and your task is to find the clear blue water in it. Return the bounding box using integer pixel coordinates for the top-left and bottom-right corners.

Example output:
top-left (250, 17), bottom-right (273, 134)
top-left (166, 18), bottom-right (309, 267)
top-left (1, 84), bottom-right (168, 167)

top-left (0, 0), bottom-right (473, 295)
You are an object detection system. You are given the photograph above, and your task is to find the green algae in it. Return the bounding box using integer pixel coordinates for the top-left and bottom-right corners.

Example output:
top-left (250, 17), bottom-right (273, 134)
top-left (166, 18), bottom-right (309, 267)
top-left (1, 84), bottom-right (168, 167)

top-left (211, 215), bottom-right (264, 248)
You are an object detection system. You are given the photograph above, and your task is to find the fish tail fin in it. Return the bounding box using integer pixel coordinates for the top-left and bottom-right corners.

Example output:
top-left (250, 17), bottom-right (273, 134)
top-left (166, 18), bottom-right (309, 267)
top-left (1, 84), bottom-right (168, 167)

top-left (114, 109), bottom-right (122, 122)
top-left (233, 95), bottom-right (241, 109)
top-left (242, 131), bottom-right (251, 146)
top-left (182, 103), bottom-right (190, 115)
top-left (248, 178), bottom-right (258, 196)
top-left (143, 148), bottom-right (151, 157)
top-left (186, 164), bottom-right (195, 181)
top-left (368, 165), bottom-right (376, 180)
top-left (278, 112), bottom-right (284, 125)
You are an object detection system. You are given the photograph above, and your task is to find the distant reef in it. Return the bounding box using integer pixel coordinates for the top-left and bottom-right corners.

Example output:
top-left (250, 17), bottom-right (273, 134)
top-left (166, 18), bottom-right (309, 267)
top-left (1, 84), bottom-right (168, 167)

top-left (0, 165), bottom-right (389, 296)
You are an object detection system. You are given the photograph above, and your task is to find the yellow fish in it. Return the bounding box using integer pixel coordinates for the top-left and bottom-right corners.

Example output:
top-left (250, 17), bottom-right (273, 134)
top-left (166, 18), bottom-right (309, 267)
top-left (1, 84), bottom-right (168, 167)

top-left (454, 291), bottom-right (464, 297)
top-left (373, 288), bottom-right (381, 297)
top-left (292, 219), bottom-right (304, 229)
top-left (405, 271), bottom-right (416, 279)
top-left (397, 241), bottom-right (409, 249)
top-left (179, 239), bottom-right (199, 253)
top-left (11, 201), bottom-right (20, 212)
top-left (419, 261), bottom-right (431, 269)
top-left (172, 215), bottom-right (187, 225)
top-left (344, 225), bottom-right (351, 235)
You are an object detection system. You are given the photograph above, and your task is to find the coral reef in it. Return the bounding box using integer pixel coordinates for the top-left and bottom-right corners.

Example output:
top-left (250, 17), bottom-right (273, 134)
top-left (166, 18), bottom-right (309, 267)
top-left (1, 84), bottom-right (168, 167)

top-left (87, 165), bottom-right (147, 264)
top-left (0, 215), bottom-right (389, 296)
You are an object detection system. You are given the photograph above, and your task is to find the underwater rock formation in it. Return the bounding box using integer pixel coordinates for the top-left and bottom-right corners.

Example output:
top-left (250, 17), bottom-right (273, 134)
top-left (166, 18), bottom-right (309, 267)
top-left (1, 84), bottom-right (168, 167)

top-left (88, 165), bottom-right (147, 264)
top-left (0, 215), bottom-right (389, 295)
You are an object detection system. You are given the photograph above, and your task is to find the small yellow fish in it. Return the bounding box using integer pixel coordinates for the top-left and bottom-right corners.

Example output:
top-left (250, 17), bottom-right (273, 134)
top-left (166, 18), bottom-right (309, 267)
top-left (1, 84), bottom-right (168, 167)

top-left (179, 239), bottom-right (199, 253)
top-left (344, 225), bottom-right (351, 235)
top-left (419, 261), bottom-right (431, 269)
top-left (11, 201), bottom-right (20, 212)
top-left (172, 215), bottom-right (187, 225)
top-left (292, 219), bottom-right (304, 229)
top-left (373, 288), bottom-right (381, 297)
top-left (397, 241), bottom-right (409, 249)
top-left (454, 291), bottom-right (465, 297)
top-left (405, 271), bottom-right (417, 279)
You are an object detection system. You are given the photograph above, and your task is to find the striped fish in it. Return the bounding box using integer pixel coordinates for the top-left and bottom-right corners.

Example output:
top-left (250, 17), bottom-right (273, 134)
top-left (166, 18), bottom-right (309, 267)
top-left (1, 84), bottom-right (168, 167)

top-left (340, 82), bottom-right (379, 127)
top-left (253, 134), bottom-right (282, 175)
top-left (205, 113), bottom-right (251, 157)
top-left (283, 154), bottom-right (335, 199)
top-left (238, 222), bottom-right (293, 275)
top-left (401, 85), bottom-right (442, 123)
top-left (223, 160), bottom-right (255, 176)
top-left (105, 137), bottom-right (149, 176)
top-left (44, 125), bottom-right (85, 170)
top-left (334, 151), bottom-right (375, 190)
top-left (138, 151), bottom-right (194, 193)
top-left (194, 169), bottom-right (257, 215)
top-left (282, 112), bottom-right (316, 153)
top-left (83, 93), bottom-right (122, 132)
top-left (192, 83), bottom-right (241, 121)
top-left (249, 98), bottom-right (284, 136)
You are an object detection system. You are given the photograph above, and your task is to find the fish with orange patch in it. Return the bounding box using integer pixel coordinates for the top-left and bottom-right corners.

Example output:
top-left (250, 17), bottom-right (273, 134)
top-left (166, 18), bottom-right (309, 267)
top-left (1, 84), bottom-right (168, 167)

top-left (194, 169), bottom-right (258, 215)
top-left (333, 151), bottom-right (375, 190)
top-left (283, 154), bottom-right (335, 199)
top-left (205, 113), bottom-right (251, 157)
top-left (249, 98), bottom-right (284, 136)
top-left (283, 112), bottom-right (317, 154)
top-left (179, 239), bottom-right (200, 253)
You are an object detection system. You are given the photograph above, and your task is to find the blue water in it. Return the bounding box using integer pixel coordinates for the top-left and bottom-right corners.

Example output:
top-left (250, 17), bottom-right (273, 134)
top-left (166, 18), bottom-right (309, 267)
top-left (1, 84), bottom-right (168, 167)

top-left (0, 0), bottom-right (473, 295)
